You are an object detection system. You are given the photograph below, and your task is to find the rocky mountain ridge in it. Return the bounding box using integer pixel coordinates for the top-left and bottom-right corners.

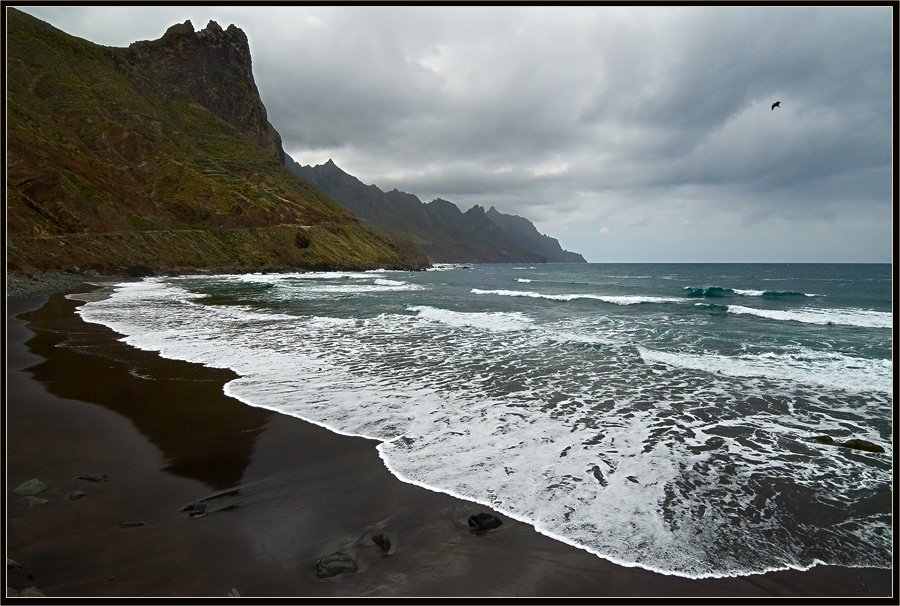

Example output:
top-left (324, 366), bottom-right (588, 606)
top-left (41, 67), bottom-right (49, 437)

top-left (286, 158), bottom-right (585, 264)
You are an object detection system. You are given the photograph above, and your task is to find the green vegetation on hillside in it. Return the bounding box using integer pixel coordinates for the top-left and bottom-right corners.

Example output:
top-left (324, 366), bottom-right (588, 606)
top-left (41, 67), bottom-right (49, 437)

top-left (6, 8), bottom-right (425, 275)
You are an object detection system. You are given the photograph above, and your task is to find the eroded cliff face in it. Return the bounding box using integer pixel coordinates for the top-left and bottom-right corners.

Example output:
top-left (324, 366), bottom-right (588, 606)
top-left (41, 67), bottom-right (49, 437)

top-left (121, 19), bottom-right (285, 164)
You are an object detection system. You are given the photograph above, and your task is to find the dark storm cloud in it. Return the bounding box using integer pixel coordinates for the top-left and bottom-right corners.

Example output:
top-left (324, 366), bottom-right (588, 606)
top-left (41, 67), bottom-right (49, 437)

top-left (13, 5), bottom-right (893, 261)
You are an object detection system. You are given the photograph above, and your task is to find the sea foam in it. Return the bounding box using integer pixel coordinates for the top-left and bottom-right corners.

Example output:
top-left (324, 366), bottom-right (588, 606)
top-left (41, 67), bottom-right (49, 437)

top-left (727, 305), bottom-right (892, 328)
top-left (69, 267), bottom-right (893, 580)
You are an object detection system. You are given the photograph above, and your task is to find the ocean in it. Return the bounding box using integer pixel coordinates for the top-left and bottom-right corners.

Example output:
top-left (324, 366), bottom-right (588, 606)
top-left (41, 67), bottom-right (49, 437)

top-left (70, 263), bottom-right (893, 579)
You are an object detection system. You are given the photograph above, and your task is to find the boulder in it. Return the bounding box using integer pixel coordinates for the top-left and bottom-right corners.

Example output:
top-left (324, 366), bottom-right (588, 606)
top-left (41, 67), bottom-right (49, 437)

top-left (839, 439), bottom-right (885, 453)
top-left (315, 552), bottom-right (358, 579)
top-left (468, 512), bottom-right (503, 531)
top-left (13, 479), bottom-right (48, 495)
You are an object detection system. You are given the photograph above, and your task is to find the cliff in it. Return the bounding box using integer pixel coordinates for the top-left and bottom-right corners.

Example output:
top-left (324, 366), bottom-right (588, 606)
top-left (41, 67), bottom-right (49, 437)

top-left (286, 157), bottom-right (550, 264)
top-left (6, 9), bottom-right (426, 276)
top-left (485, 207), bottom-right (586, 263)
top-left (123, 19), bottom-right (285, 164)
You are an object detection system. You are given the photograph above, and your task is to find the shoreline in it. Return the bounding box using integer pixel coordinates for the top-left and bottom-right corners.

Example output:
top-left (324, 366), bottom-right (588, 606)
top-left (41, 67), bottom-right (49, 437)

top-left (5, 283), bottom-right (894, 599)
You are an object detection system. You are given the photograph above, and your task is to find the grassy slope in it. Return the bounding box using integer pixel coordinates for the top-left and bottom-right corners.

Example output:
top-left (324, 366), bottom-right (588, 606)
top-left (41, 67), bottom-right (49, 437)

top-left (6, 9), bottom-right (421, 274)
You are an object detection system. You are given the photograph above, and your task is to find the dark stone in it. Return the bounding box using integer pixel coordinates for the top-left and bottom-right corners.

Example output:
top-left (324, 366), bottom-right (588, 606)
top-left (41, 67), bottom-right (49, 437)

top-left (839, 439), bottom-right (885, 453)
top-left (468, 512), bottom-right (503, 531)
top-left (13, 479), bottom-right (48, 495)
top-left (24, 496), bottom-right (49, 507)
top-left (315, 552), bottom-right (358, 579)
top-left (180, 501), bottom-right (208, 517)
top-left (812, 435), bottom-right (835, 444)
top-left (371, 533), bottom-right (392, 554)
top-left (119, 521), bottom-right (147, 528)
top-left (591, 464), bottom-right (608, 487)
top-left (76, 474), bottom-right (109, 483)
top-left (67, 491), bottom-right (90, 500)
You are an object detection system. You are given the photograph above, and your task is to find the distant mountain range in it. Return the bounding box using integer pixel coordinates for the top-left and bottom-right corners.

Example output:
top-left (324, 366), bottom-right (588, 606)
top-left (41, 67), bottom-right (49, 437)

top-left (285, 158), bottom-right (586, 264)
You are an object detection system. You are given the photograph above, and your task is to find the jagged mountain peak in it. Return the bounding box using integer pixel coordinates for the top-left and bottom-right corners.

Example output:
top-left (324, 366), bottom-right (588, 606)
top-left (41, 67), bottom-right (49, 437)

top-left (126, 17), bottom-right (284, 163)
top-left (156, 18), bottom-right (245, 47)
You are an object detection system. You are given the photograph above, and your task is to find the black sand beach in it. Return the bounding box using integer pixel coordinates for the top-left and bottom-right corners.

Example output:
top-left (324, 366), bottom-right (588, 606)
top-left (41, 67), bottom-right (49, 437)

top-left (5, 283), bottom-right (895, 599)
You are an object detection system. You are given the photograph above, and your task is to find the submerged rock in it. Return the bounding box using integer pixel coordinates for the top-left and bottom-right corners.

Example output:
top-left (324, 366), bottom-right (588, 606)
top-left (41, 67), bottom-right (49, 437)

top-left (839, 439), bottom-right (885, 453)
top-left (315, 552), bottom-right (358, 579)
top-left (468, 512), bottom-right (503, 531)
top-left (76, 474), bottom-right (109, 483)
top-left (67, 491), bottom-right (89, 500)
top-left (811, 435), bottom-right (885, 453)
top-left (13, 479), bottom-right (48, 495)
top-left (811, 435), bottom-right (834, 444)
top-left (23, 496), bottom-right (49, 507)
top-left (119, 521), bottom-right (147, 528)
top-left (590, 465), bottom-right (609, 487)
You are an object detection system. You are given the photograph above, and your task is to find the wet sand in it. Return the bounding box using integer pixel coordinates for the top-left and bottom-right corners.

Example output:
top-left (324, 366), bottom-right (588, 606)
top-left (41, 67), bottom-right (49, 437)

top-left (5, 285), bottom-right (894, 599)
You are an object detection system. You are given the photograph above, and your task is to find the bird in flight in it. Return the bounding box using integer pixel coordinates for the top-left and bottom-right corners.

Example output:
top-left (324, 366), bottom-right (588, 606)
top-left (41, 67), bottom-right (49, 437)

top-left (771, 101), bottom-right (781, 110)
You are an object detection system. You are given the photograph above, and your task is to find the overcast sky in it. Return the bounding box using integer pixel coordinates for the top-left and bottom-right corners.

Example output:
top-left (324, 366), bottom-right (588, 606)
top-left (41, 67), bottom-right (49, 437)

top-left (14, 5), bottom-right (894, 262)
